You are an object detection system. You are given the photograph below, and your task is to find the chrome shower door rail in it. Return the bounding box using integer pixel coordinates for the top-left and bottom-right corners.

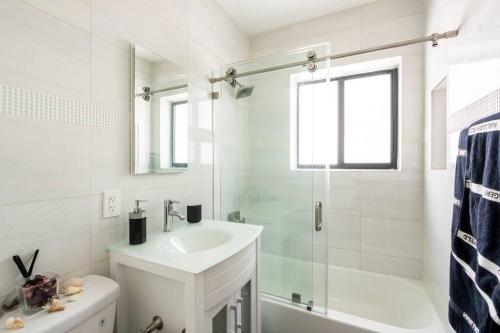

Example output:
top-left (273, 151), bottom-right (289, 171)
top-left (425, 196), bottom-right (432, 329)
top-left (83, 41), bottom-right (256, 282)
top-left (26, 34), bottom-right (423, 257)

top-left (208, 30), bottom-right (458, 83)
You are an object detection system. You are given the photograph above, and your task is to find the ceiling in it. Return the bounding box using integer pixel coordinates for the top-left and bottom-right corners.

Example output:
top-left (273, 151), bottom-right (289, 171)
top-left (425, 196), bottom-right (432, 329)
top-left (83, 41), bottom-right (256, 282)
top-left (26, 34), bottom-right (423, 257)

top-left (215, 0), bottom-right (379, 35)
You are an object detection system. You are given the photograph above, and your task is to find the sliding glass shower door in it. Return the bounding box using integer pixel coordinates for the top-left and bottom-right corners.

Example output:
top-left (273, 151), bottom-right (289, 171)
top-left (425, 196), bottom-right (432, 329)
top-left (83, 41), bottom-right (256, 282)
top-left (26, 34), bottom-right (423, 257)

top-left (213, 44), bottom-right (331, 313)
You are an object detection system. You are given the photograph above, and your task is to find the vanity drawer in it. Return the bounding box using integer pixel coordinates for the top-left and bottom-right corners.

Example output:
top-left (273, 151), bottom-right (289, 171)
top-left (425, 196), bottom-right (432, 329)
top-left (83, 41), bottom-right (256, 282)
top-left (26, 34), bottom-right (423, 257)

top-left (203, 242), bottom-right (256, 309)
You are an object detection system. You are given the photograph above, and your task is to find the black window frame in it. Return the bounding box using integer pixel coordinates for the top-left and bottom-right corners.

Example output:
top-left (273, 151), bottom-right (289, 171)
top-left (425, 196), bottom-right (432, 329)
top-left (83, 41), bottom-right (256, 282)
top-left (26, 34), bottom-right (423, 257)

top-left (296, 68), bottom-right (399, 170)
top-left (171, 100), bottom-right (188, 168)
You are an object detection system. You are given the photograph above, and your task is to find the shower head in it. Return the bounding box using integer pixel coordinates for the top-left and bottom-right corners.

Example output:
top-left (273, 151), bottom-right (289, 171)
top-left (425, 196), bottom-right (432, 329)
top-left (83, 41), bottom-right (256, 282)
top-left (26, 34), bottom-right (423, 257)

top-left (234, 84), bottom-right (254, 99)
top-left (226, 77), bottom-right (254, 99)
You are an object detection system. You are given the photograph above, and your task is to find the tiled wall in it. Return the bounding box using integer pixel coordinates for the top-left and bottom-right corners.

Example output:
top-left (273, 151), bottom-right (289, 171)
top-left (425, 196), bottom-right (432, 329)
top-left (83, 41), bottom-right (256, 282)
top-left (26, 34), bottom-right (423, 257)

top-left (247, 0), bottom-right (425, 280)
top-left (0, 0), bottom-right (249, 298)
top-left (423, 0), bottom-right (500, 329)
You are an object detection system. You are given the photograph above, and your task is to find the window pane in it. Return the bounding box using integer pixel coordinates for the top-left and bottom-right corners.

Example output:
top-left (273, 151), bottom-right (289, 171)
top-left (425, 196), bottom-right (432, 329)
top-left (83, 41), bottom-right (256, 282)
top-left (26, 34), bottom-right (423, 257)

top-left (173, 102), bottom-right (188, 165)
top-left (298, 81), bottom-right (337, 166)
top-left (344, 74), bottom-right (392, 164)
top-left (298, 83), bottom-right (313, 166)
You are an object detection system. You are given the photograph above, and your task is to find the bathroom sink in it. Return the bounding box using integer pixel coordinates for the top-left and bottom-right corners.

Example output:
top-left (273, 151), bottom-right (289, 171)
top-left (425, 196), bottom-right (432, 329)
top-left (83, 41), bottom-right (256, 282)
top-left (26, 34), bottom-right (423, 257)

top-left (109, 220), bottom-right (263, 274)
top-left (168, 229), bottom-right (232, 253)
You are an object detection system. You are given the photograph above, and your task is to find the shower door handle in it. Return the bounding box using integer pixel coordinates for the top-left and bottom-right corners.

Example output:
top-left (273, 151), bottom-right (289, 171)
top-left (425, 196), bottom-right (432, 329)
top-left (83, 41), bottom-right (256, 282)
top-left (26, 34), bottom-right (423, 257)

top-left (314, 202), bottom-right (322, 231)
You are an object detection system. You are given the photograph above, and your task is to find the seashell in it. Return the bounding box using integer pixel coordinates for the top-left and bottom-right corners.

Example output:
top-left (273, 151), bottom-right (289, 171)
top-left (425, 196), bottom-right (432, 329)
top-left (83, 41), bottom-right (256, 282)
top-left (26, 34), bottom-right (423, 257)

top-left (5, 316), bottom-right (24, 329)
top-left (64, 286), bottom-right (84, 296)
top-left (47, 299), bottom-right (65, 313)
top-left (62, 277), bottom-right (83, 290)
top-left (67, 294), bottom-right (79, 302)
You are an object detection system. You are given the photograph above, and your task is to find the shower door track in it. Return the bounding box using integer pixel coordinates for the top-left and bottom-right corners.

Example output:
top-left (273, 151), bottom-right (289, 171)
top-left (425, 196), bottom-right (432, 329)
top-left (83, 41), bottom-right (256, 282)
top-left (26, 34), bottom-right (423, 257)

top-left (262, 293), bottom-right (327, 316)
top-left (208, 30), bottom-right (458, 83)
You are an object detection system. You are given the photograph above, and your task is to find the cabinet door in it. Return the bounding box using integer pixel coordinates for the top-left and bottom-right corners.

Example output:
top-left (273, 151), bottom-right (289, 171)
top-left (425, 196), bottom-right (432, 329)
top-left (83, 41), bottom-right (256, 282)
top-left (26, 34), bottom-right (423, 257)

top-left (234, 276), bottom-right (256, 333)
top-left (239, 280), bottom-right (252, 333)
top-left (208, 275), bottom-right (257, 333)
top-left (210, 300), bottom-right (229, 333)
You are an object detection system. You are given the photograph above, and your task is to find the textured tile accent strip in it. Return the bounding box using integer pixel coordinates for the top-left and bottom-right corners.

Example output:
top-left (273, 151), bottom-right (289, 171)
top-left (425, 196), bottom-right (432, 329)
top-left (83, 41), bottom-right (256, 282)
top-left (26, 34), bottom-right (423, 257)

top-left (0, 84), bottom-right (129, 129)
top-left (449, 88), bottom-right (500, 132)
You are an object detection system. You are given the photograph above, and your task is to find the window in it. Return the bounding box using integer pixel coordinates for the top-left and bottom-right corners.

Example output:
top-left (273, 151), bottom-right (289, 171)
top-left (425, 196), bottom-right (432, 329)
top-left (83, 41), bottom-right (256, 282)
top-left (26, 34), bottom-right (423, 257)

top-left (171, 100), bottom-right (188, 168)
top-left (297, 69), bottom-right (398, 169)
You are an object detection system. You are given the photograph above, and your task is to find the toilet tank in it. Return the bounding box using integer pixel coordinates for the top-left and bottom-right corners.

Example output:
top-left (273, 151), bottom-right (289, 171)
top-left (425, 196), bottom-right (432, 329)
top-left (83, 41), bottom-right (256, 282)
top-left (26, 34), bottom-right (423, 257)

top-left (67, 302), bottom-right (116, 333)
top-left (1, 275), bottom-right (120, 333)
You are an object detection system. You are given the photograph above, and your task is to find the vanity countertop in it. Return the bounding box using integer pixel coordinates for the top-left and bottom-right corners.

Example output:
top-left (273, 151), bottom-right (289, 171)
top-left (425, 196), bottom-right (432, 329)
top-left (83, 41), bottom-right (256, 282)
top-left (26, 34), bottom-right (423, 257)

top-left (109, 220), bottom-right (262, 274)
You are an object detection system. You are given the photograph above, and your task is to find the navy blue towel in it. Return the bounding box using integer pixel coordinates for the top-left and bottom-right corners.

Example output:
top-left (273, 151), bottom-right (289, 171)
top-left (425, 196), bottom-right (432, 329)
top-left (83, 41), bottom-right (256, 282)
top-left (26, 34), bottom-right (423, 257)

top-left (449, 112), bottom-right (500, 333)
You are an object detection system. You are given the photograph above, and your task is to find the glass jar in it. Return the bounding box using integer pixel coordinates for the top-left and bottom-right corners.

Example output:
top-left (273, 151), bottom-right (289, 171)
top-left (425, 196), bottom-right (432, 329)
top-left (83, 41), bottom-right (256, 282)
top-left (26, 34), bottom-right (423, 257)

top-left (17, 272), bottom-right (60, 314)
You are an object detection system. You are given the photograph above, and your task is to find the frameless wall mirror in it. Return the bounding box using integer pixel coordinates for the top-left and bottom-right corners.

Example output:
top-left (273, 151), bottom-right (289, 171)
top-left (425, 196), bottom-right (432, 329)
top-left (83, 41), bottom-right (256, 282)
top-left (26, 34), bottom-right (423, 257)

top-left (132, 44), bottom-right (188, 174)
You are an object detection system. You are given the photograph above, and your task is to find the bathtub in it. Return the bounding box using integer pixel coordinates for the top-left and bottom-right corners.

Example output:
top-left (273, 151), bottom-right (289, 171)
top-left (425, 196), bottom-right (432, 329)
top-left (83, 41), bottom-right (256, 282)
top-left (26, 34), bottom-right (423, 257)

top-left (261, 265), bottom-right (445, 333)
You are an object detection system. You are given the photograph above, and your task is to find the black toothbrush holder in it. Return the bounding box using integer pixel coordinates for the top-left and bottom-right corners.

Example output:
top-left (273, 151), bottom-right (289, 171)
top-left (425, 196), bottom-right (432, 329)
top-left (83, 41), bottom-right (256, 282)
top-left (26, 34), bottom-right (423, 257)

top-left (187, 204), bottom-right (202, 223)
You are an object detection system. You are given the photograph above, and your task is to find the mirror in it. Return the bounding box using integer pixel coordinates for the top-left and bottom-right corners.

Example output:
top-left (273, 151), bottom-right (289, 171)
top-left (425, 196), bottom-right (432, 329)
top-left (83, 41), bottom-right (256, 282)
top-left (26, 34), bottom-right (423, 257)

top-left (132, 44), bottom-right (188, 174)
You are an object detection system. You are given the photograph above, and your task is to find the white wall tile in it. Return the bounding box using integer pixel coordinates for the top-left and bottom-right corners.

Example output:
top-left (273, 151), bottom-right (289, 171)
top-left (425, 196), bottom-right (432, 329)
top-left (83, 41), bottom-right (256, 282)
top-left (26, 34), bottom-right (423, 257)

top-left (189, 0), bottom-right (249, 64)
top-left (327, 28), bottom-right (362, 54)
top-left (360, 169), bottom-right (423, 183)
top-left (91, 0), bottom-right (189, 68)
top-left (328, 214), bottom-right (361, 251)
top-left (329, 180), bottom-right (362, 216)
top-left (329, 248), bottom-right (361, 270)
top-left (0, 0), bottom-right (91, 102)
top-left (361, 217), bottom-right (422, 260)
top-left (0, 115), bottom-right (90, 205)
top-left (288, 8), bottom-right (361, 43)
top-left (91, 37), bottom-right (130, 104)
top-left (250, 28), bottom-right (291, 58)
top-left (21, 0), bottom-right (91, 32)
top-left (361, 252), bottom-right (421, 279)
top-left (141, 0), bottom-right (189, 35)
top-left (360, 0), bottom-right (424, 26)
top-left (360, 13), bottom-right (425, 49)
top-left (402, 91), bottom-right (425, 145)
top-left (360, 181), bottom-right (422, 221)
top-left (91, 258), bottom-right (110, 277)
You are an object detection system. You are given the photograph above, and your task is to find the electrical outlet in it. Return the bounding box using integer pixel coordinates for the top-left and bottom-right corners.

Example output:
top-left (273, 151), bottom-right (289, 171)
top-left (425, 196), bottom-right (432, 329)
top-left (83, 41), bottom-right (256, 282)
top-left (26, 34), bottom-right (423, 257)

top-left (103, 190), bottom-right (121, 219)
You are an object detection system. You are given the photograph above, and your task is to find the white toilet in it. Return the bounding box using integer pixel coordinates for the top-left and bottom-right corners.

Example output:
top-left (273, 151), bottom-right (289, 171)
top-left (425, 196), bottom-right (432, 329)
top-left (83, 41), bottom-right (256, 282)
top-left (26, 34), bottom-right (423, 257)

top-left (1, 275), bottom-right (120, 333)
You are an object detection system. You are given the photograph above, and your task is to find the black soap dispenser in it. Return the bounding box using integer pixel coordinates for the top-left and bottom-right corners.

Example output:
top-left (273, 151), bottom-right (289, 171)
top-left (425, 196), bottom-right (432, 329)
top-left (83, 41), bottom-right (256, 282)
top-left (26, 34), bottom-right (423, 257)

top-left (129, 200), bottom-right (147, 245)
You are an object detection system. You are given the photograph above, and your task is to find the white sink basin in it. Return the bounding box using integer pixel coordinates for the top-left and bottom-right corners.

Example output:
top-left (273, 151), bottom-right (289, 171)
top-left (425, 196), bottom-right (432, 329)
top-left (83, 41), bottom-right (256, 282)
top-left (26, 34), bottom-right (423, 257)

top-left (169, 229), bottom-right (232, 253)
top-left (109, 220), bottom-right (263, 274)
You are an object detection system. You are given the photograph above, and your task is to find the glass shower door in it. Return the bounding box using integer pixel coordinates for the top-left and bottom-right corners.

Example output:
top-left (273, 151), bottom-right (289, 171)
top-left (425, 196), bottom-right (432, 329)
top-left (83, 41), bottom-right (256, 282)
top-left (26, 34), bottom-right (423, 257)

top-left (213, 44), bottom-right (331, 313)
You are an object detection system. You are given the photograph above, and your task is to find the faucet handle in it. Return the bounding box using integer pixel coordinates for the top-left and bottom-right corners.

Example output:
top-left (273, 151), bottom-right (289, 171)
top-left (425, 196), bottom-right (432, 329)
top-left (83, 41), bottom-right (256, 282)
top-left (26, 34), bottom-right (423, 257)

top-left (164, 199), bottom-right (180, 206)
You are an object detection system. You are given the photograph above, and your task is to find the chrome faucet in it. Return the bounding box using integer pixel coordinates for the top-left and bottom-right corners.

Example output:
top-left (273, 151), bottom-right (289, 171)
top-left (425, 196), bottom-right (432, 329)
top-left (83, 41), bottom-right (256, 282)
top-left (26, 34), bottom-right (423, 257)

top-left (164, 199), bottom-right (186, 232)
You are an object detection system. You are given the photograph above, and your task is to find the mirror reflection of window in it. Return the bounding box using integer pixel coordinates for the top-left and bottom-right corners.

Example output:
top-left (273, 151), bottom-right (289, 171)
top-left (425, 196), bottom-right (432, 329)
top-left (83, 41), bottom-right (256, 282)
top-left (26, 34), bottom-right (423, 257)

top-left (158, 93), bottom-right (187, 169)
top-left (132, 44), bottom-right (189, 174)
top-left (172, 101), bottom-right (188, 168)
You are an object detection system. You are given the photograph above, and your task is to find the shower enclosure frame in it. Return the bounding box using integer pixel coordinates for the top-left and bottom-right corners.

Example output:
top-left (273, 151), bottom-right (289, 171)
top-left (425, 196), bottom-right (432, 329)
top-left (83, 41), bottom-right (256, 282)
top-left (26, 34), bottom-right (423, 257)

top-left (211, 29), bottom-right (458, 317)
top-left (212, 44), bottom-right (332, 314)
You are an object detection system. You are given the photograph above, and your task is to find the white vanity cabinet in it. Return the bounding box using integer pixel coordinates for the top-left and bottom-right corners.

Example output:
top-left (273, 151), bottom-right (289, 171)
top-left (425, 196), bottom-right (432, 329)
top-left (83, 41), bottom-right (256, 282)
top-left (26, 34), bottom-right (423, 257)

top-left (204, 243), bottom-right (258, 333)
top-left (109, 220), bottom-right (262, 333)
top-left (207, 278), bottom-right (255, 333)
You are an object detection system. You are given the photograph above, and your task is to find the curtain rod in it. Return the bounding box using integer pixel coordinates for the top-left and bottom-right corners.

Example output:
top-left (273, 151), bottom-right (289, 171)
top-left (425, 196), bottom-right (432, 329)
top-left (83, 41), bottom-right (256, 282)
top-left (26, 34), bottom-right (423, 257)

top-left (208, 30), bottom-right (459, 84)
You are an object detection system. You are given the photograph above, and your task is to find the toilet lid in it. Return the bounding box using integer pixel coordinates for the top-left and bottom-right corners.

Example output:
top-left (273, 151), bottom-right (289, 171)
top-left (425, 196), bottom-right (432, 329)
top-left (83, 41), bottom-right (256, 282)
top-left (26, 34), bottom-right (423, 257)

top-left (0, 275), bottom-right (120, 333)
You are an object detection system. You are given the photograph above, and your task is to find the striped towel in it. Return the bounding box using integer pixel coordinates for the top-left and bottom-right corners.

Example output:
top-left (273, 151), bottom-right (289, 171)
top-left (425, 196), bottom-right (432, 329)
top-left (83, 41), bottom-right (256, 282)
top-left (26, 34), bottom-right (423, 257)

top-left (449, 112), bottom-right (500, 333)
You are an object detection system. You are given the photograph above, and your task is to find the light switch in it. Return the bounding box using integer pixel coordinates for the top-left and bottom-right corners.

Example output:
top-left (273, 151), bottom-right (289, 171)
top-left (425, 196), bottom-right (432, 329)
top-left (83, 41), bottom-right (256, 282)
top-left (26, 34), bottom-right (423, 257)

top-left (103, 190), bottom-right (121, 219)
